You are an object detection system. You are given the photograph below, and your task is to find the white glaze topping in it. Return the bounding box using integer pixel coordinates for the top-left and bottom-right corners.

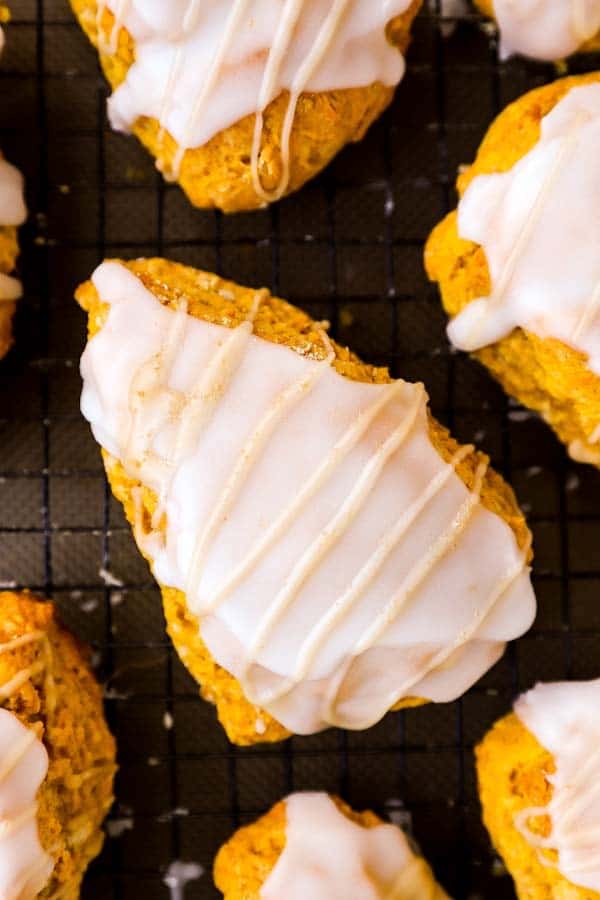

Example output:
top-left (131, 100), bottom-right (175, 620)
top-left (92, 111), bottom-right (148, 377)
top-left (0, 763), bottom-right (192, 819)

top-left (0, 157), bottom-right (27, 303)
top-left (95, 0), bottom-right (412, 199)
top-left (261, 793), bottom-right (448, 899)
top-left (514, 679), bottom-right (600, 893)
top-left (492, 0), bottom-right (600, 62)
top-left (448, 83), bottom-right (600, 453)
top-left (0, 630), bottom-right (55, 900)
top-left (80, 261), bottom-right (535, 734)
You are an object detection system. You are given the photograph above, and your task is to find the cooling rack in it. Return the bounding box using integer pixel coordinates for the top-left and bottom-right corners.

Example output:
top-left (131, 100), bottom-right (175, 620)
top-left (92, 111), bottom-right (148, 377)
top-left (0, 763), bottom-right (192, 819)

top-left (0, 2), bottom-right (599, 897)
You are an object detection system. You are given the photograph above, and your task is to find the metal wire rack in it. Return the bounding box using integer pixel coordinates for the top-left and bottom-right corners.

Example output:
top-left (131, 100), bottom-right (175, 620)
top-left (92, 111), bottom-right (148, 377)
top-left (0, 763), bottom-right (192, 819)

top-left (0, 1), bottom-right (599, 897)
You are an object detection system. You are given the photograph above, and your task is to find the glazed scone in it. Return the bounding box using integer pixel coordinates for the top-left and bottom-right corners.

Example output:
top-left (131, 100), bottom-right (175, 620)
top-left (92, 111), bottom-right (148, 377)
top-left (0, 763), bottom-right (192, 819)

top-left (77, 257), bottom-right (535, 746)
top-left (426, 74), bottom-right (600, 467)
top-left (214, 792), bottom-right (449, 898)
top-left (476, 679), bottom-right (600, 898)
top-left (0, 591), bottom-right (116, 899)
top-left (69, 0), bottom-right (422, 212)
top-left (0, 153), bottom-right (27, 359)
top-left (474, 0), bottom-right (600, 60)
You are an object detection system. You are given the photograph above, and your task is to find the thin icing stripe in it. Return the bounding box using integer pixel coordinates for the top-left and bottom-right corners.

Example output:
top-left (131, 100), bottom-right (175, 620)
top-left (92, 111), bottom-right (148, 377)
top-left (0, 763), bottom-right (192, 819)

top-left (189, 352), bottom-right (336, 607)
top-left (239, 385), bottom-right (425, 692)
top-left (208, 378), bottom-right (407, 612)
top-left (248, 443), bottom-right (474, 708)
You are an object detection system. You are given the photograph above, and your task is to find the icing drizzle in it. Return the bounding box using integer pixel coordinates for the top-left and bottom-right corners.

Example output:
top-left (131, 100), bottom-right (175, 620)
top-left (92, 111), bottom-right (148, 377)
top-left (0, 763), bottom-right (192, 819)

top-left (80, 261), bottom-right (535, 734)
top-left (492, 0), bottom-right (600, 61)
top-left (448, 83), bottom-right (600, 453)
top-left (0, 629), bottom-right (55, 899)
top-left (0, 157), bottom-right (27, 303)
top-left (93, 0), bottom-right (412, 201)
top-left (514, 679), bottom-right (600, 892)
top-left (260, 793), bottom-right (448, 899)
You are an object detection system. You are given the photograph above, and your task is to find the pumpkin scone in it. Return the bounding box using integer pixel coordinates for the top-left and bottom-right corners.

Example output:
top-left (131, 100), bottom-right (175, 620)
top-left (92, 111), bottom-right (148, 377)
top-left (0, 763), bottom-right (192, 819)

top-left (77, 257), bottom-right (535, 746)
top-left (473, 0), bottom-right (600, 60)
top-left (68, 0), bottom-right (422, 212)
top-left (426, 74), bottom-right (600, 467)
top-left (214, 792), bottom-right (449, 898)
top-left (0, 591), bottom-right (116, 899)
top-left (476, 679), bottom-right (600, 899)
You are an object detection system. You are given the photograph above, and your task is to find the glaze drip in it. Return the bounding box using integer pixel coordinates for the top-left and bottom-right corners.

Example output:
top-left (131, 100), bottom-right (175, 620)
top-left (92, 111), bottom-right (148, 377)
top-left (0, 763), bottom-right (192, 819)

top-left (81, 261), bottom-right (535, 734)
top-left (493, 0), bottom-right (600, 61)
top-left (93, 0), bottom-right (412, 199)
top-left (261, 793), bottom-right (449, 899)
top-left (514, 679), bottom-right (600, 892)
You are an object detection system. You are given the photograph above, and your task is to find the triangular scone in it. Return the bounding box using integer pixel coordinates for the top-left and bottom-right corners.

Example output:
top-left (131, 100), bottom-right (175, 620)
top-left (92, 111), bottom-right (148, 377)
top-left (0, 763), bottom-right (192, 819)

top-left (69, 0), bottom-right (422, 212)
top-left (214, 792), bottom-right (449, 898)
top-left (0, 153), bottom-right (26, 360)
top-left (77, 257), bottom-right (535, 746)
top-left (426, 73), bottom-right (600, 467)
top-left (477, 680), bottom-right (600, 898)
top-left (474, 1), bottom-right (600, 60)
top-left (0, 592), bottom-right (116, 898)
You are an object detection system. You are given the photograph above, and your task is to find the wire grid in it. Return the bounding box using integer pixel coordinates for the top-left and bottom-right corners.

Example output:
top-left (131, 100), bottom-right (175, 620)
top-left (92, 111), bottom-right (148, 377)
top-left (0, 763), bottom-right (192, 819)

top-left (0, 2), bottom-right (599, 897)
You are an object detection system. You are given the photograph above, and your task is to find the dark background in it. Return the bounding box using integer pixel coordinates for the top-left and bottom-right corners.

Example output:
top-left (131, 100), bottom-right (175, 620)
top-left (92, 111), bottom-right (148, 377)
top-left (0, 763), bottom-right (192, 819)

top-left (0, 2), bottom-right (599, 897)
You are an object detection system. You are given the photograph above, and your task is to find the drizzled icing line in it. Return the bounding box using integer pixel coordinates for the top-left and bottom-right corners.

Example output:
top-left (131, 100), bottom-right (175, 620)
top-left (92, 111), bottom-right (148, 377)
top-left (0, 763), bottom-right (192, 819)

top-left (0, 629), bottom-right (54, 708)
top-left (244, 440), bottom-right (475, 709)
top-left (81, 262), bottom-right (535, 734)
top-left (187, 350), bottom-right (337, 600)
top-left (248, 0), bottom-right (354, 202)
top-left (571, 276), bottom-right (600, 343)
top-left (237, 384), bottom-right (425, 705)
top-left (206, 378), bottom-right (407, 615)
top-left (167, 0), bottom-right (255, 182)
top-left (322, 475), bottom-right (531, 727)
top-left (93, 0), bottom-right (412, 201)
